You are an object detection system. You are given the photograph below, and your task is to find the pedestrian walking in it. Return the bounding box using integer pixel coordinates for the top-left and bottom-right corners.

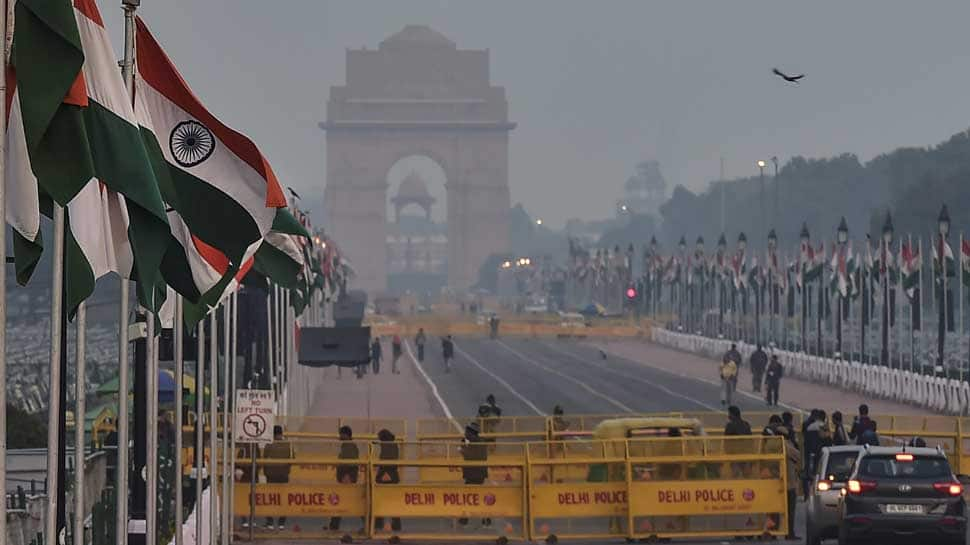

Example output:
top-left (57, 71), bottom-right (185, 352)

top-left (725, 342), bottom-right (742, 366)
top-left (441, 335), bottom-right (455, 373)
top-left (765, 354), bottom-right (783, 406)
top-left (414, 328), bottom-right (426, 362)
top-left (391, 335), bottom-right (403, 374)
top-left (262, 425), bottom-right (293, 530)
top-left (749, 344), bottom-right (768, 393)
top-left (374, 429), bottom-right (402, 534)
top-left (719, 355), bottom-right (738, 406)
top-left (371, 338), bottom-right (383, 374)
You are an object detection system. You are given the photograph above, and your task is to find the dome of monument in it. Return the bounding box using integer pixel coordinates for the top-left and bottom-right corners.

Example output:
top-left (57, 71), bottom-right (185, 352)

top-left (394, 171), bottom-right (436, 204)
top-left (381, 25), bottom-right (456, 49)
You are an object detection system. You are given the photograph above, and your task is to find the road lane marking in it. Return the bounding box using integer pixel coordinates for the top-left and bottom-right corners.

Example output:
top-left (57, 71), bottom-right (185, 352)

top-left (453, 341), bottom-right (546, 416)
top-left (403, 339), bottom-right (461, 432)
top-left (541, 341), bottom-right (720, 411)
top-left (496, 340), bottom-right (635, 413)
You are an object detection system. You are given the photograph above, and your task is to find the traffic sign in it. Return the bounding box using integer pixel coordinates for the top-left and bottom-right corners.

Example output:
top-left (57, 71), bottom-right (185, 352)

top-left (235, 389), bottom-right (275, 444)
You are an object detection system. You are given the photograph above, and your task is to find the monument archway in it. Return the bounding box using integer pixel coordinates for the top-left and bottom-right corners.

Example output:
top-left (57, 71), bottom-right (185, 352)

top-left (321, 25), bottom-right (514, 292)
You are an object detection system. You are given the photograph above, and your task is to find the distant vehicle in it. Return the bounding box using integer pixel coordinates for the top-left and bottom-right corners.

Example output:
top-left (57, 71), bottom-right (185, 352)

top-left (806, 445), bottom-right (862, 545)
top-left (837, 445), bottom-right (966, 545)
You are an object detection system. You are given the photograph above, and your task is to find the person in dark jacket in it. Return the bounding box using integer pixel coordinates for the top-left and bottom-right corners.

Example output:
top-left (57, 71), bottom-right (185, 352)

top-left (328, 426), bottom-right (361, 533)
top-left (724, 405), bottom-right (752, 436)
top-left (442, 335), bottom-right (455, 373)
top-left (391, 335), bottom-right (403, 374)
top-left (262, 426), bottom-right (293, 530)
top-left (414, 329), bottom-right (427, 362)
top-left (765, 355), bottom-right (784, 406)
top-left (749, 344), bottom-right (768, 393)
top-left (459, 422), bottom-right (490, 528)
top-left (371, 338), bottom-right (383, 374)
top-left (803, 410), bottom-right (832, 499)
top-left (725, 343), bottom-right (742, 366)
top-left (374, 429), bottom-right (402, 533)
top-left (831, 411), bottom-right (849, 446)
top-left (849, 404), bottom-right (878, 445)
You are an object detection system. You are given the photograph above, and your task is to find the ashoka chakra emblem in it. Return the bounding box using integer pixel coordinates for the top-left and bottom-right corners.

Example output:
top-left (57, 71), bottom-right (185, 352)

top-left (169, 120), bottom-right (215, 167)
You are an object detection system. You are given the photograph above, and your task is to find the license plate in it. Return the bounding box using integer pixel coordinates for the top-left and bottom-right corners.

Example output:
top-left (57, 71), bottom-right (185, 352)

top-left (884, 504), bottom-right (924, 514)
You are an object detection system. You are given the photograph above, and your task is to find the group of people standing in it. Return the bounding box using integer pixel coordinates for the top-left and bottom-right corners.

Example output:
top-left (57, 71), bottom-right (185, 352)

top-left (365, 329), bottom-right (456, 376)
top-left (719, 343), bottom-right (784, 407)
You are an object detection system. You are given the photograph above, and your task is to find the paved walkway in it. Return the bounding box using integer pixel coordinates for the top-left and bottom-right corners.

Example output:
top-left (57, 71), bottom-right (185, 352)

top-left (301, 340), bottom-right (445, 438)
top-left (591, 339), bottom-right (934, 416)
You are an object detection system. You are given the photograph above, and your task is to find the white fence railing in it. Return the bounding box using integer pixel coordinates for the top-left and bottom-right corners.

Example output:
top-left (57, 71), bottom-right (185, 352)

top-left (652, 328), bottom-right (970, 415)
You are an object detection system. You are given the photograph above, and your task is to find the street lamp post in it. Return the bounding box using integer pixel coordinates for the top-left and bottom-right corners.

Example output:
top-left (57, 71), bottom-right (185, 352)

top-left (836, 217), bottom-right (849, 358)
top-left (800, 223), bottom-right (810, 353)
top-left (881, 213), bottom-right (894, 366)
top-left (717, 234), bottom-right (727, 338)
top-left (767, 229), bottom-right (778, 347)
top-left (937, 205), bottom-right (951, 376)
top-left (695, 236), bottom-right (705, 335)
top-left (771, 156), bottom-right (779, 228)
top-left (650, 237), bottom-right (659, 317)
top-left (738, 232), bottom-right (748, 342)
top-left (678, 236), bottom-right (687, 331)
top-left (757, 160), bottom-right (767, 246)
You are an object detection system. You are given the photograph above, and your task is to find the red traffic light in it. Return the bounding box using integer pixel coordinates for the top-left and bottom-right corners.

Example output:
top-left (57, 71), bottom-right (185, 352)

top-left (626, 287), bottom-right (637, 299)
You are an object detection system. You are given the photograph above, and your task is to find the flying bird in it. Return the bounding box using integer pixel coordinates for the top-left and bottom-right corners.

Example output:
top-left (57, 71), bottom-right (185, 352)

top-left (772, 68), bottom-right (804, 83)
top-left (287, 187), bottom-right (302, 200)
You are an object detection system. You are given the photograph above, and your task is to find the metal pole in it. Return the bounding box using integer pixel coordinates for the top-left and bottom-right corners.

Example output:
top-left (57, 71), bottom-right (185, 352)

top-left (940, 233), bottom-right (948, 376)
top-left (194, 321), bottom-right (204, 543)
top-left (174, 298), bottom-right (184, 545)
top-left (209, 311), bottom-right (218, 545)
top-left (146, 315), bottom-right (157, 545)
top-left (118, 5), bottom-right (136, 544)
top-left (720, 156), bottom-right (725, 233)
top-left (0, 0), bottom-right (8, 537)
top-left (73, 302), bottom-right (86, 545)
top-left (221, 300), bottom-right (231, 545)
top-left (229, 290), bottom-right (238, 537)
top-left (46, 205), bottom-right (66, 545)
top-left (266, 289), bottom-right (273, 391)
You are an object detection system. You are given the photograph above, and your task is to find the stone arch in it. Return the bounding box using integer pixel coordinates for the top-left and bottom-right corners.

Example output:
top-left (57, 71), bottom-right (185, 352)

top-left (321, 25), bottom-right (514, 292)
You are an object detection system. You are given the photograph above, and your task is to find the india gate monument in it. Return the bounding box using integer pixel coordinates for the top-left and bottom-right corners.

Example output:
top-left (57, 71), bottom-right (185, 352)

top-left (321, 25), bottom-right (514, 293)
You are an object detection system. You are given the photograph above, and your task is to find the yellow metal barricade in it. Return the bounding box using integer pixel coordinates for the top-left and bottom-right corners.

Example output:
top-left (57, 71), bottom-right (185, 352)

top-left (370, 442), bottom-right (529, 542)
top-left (527, 440), bottom-right (631, 541)
top-left (232, 439), bottom-right (370, 540)
top-left (625, 436), bottom-right (788, 540)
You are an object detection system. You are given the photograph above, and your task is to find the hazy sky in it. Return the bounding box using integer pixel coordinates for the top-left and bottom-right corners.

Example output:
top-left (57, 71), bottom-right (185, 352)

top-left (126, 1), bottom-right (970, 228)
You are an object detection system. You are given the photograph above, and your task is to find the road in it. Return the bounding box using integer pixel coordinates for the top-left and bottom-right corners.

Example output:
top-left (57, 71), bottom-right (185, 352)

top-left (415, 337), bottom-right (765, 419)
top-left (257, 337), bottom-right (939, 545)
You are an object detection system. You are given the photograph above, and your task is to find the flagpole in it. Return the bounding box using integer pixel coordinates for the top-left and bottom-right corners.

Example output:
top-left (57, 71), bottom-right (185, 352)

top-left (221, 299), bottom-right (231, 545)
top-left (228, 289), bottom-right (238, 536)
top-left (961, 232), bottom-right (965, 383)
top-left (173, 297), bottom-right (184, 545)
top-left (45, 205), bottom-right (65, 545)
top-left (939, 231), bottom-right (948, 377)
top-left (209, 310), bottom-right (218, 545)
top-left (919, 237), bottom-right (925, 374)
top-left (194, 321), bottom-right (204, 543)
top-left (117, 2), bottom-right (137, 543)
top-left (0, 0), bottom-right (8, 536)
top-left (73, 301), bottom-right (86, 545)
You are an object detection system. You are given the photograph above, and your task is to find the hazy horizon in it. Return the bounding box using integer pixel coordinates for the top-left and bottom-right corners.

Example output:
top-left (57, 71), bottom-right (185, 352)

top-left (125, 1), bottom-right (970, 228)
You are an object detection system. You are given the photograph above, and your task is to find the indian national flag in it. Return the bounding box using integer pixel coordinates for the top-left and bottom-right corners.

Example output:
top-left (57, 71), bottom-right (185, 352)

top-left (932, 236), bottom-right (955, 280)
top-left (254, 209), bottom-right (311, 289)
top-left (901, 241), bottom-right (921, 300)
top-left (134, 16), bottom-right (286, 307)
top-left (9, 0), bottom-right (170, 313)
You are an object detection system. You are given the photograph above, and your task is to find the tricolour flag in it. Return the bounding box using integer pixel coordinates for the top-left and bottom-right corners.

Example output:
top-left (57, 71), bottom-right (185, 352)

top-left (962, 239), bottom-right (970, 287)
top-left (901, 241), bottom-right (921, 300)
top-left (10, 0), bottom-right (170, 313)
top-left (254, 209), bottom-right (311, 289)
top-left (134, 16), bottom-right (286, 308)
top-left (932, 236), bottom-right (955, 281)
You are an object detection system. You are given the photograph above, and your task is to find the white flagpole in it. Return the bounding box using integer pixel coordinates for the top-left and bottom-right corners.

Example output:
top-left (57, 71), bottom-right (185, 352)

top-left (117, 2), bottom-right (137, 542)
top-left (266, 288), bottom-right (273, 391)
top-left (173, 297), bottom-right (184, 545)
top-left (209, 310), bottom-right (218, 545)
top-left (194, 321), bottom-right (204, 543)
top-left (46, 206), bottom-right (66, 545)
top-left (0, 0), bottom-right (8, 538)
top-left (146, 313), bottom-right (158, 545)
top-left (73, 302), bottom-right (86, 545)
top-left (961, 232), bottom-right (965, 382)
top-left (228, 289), bottom-right (238, 535)
top-left (221, 299), bottom-right (231, 545)
top-left (919, 237), bottom-right (925, 373)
